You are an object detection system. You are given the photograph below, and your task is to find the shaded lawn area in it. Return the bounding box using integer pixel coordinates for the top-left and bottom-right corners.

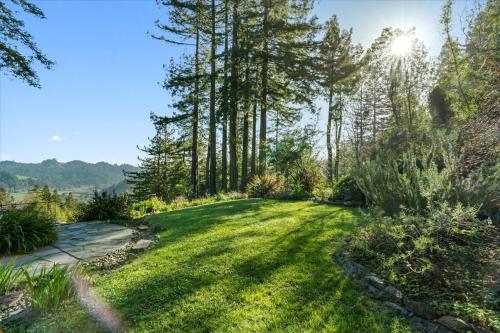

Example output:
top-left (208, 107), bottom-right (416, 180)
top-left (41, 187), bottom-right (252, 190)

top-left (94, 199), bottom-right (417, 332)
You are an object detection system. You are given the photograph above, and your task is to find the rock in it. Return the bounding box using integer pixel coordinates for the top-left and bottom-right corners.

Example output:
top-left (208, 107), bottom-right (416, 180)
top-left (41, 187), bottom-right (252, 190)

top-left (384, 285), bottom-right (403, 303)
top-left (410, 316), bottom-right (443, 333)
top-left (404, 298), bottom-right (438, 320)
top-left (131, 239), bottom-right (153, 252)
top-left (0, 291), bottom-right (23, 311)
top-left (152, 223), bottom-right (164, 233)
top-left (367, 285), bottom-right (385, 299)
top-left (363, 274), bottom-right (385, 289)
top-left (342, 260), bottom-right (367, 277)
top-left (137, 225), bottom-right (149, 231)
top-left (384, 301), bottom-right (410, 317)
top-left (436, 316), bottom-right (470, 333)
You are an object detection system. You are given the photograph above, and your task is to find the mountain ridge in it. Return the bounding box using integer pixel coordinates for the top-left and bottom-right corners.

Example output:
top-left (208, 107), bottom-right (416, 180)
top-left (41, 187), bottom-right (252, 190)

top-left (0, 159), bottom-right (138, 192)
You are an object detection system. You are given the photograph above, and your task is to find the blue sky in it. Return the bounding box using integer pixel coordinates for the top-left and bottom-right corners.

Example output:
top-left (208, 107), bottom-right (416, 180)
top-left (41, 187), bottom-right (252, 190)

top-left (0, 0), bottom-right (470, 165)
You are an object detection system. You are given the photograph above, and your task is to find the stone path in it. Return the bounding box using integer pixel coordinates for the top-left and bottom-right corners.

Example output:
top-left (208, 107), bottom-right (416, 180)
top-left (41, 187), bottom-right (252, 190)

top-left (1, 222), bottom-right (134, 273)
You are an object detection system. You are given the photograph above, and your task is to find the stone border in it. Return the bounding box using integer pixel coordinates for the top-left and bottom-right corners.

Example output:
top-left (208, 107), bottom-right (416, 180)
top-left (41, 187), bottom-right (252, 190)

top-left (82, 227), bottom-right (160, 271)
top-left (334, 237), bottom-right (492, 333)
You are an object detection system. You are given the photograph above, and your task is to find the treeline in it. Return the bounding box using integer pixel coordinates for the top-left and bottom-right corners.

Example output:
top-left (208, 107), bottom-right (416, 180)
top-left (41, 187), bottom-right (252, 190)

top-left (128, 0), bottom-right (361, 199)
top-left (0, 184), bottom-right (79, 222)
top-left (0, 159), bottom-right (138, 191)
top-left (128, 0), bottom-right (498, 221)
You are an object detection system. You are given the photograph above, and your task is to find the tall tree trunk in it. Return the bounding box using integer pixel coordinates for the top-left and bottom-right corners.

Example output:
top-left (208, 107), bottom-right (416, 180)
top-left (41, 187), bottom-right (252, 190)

top-left (229, 0), bottom-right (239, 190)
top-left (208, 0), bottom-right (217, 194)
top-left (334, 93), bottom-right (343, 181)
top-left (258, 1), bottom-right (269, 175)
top-left (205, 144), bottom-right (211, 192)
top-left (274, 112), bottom-right (279, 173)
top-left (326, 88), bottom-right (333, 182)
top-left (241, 62), bottom-right (250, 191)
top-left (250, 89), bottom-right (257, 177)
top-left (191, 18), bottom-right (200, 197)
top-left (221, 0), bottom-right (229, 192)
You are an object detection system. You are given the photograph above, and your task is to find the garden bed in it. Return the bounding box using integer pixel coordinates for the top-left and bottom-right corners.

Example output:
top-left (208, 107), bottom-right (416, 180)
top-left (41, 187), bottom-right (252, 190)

top-left (335, 237), bottom-right (495, 333)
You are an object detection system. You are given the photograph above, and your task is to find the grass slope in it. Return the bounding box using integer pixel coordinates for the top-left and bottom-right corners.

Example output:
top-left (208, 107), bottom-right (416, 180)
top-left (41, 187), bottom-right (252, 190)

top-left (95, 200), bottom-right (417, 332)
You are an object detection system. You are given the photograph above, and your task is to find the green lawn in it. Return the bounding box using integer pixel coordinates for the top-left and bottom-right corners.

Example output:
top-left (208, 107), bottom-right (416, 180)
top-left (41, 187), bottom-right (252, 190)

top-left (93, 199), bottom-right (417, 332)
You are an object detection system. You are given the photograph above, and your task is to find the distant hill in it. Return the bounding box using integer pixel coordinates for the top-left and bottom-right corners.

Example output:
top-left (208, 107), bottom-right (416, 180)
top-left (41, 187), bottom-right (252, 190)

top-left (0, 159), bottom-right (138, 192)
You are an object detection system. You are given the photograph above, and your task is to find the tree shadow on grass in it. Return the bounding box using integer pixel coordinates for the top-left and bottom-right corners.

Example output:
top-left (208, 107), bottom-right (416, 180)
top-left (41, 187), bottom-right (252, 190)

top-left (99, 200), bottom-right (412, 332)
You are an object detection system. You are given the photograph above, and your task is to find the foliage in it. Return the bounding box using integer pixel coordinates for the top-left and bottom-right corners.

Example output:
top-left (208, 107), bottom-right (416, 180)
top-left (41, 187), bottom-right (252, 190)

top-left (126, 114), bottom-right (189, 201)
top-left (2, 296), bottom-right (103, 333)
top-left (216, 191), bottom-right (248, 201)
top-left (0, 186), bottom-right (14, 206)
top-left (458, 163), bottom-right (500, 223)
top-left (347, 203), bottom-right (499, 330)
top-left (0, 261), bottom-right (21, 295)
top-left (246, 174), bottom-right (281, 199)
top-left (332, 176), bottom-right (365, 205)
top-left (312, 181), bottom-right (334, 202)
top-left (0, 0), bottom-right (54, 87)
top-left (78, 191), bottom-right (130, 221)
top-left (22, 265), bottom-right (74, 313)
top-left (356, 135), bottom-right (460, 216)
top-left (270, 127), bottom-right (322, 197)
top-left (0, 208), bottom-right (57, 255)
top-left (356, 154), bottom-right (426, 216)
top-left (130, 196), bottom-right (168, 218)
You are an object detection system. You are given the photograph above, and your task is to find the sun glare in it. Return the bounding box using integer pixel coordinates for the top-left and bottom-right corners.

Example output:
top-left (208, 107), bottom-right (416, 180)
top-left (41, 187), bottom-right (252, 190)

top-left (391, 35), bottom-right (413, 56)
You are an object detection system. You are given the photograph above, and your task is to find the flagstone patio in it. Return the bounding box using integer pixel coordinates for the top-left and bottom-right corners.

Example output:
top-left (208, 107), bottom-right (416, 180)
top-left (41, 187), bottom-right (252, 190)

top-left (0, 222), bottom-right (134, 273)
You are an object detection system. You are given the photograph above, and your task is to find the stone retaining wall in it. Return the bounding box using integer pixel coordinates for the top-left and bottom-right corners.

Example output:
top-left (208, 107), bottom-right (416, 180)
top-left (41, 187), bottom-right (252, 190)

top-left (334, 237), bottom-right (492, 333)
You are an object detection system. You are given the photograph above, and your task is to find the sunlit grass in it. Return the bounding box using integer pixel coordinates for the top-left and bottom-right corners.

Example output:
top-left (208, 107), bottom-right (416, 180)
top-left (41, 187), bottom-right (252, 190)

top-left (94, 199), bottom-right (417, 332)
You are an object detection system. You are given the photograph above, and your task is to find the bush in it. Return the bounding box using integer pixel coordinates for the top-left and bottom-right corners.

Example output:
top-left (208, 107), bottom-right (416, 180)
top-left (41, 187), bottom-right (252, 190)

top-left (312, 182), bottom-right (333, 202)
top-left (78, 191), bottom-right (129, 221)
top-left (130, 196), bottom-right (168, 218)
top-left (22, 265), bottom-right (73, 313)
top-left (347, 203), bottom-right (499, 329)
top-left (216, 191), bottom-right (248, 201)
top-left (246, 174), bottom-right (281, 198)
top-left (458, 163), bottom-right (499, 223)
top-left (0, 208), bottom-right (58, 255)
top-left (332, 176), bottom-right (365, 205)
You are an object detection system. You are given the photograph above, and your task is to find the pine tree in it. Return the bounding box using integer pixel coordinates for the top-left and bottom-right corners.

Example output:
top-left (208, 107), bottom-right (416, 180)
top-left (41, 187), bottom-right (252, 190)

top-left (228, 0), bottom-right (241, 190)
top-left (317, 16), bottom-right (362, 181)
top-left (154, 0), bottom-right (209, 197)
top-left (0, 187), bottom-right (13, 206)
top-left (254, 0), bottom-right (318, 174)
top-left (65, 192), bottom-right (76, 211)
top-left (126, 114), bottom-right (189, 200)
top-left (52, 189), bottom-right (62, 207)
top-left (220, 0), bottom-right (230, 192)
top-left (207, 0), bottom-right (218, 194)
top-left (31, 184), bottom-right (41, 202)
top-left (41, 185), bottom-right (51, 202)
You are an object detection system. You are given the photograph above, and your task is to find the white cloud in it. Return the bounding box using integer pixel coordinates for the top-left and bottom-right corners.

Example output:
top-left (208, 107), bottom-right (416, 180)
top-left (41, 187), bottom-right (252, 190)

top-left (74, 131), bottom-right (81, 136)
top-left (49, 135), bottom-right (65, 142)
